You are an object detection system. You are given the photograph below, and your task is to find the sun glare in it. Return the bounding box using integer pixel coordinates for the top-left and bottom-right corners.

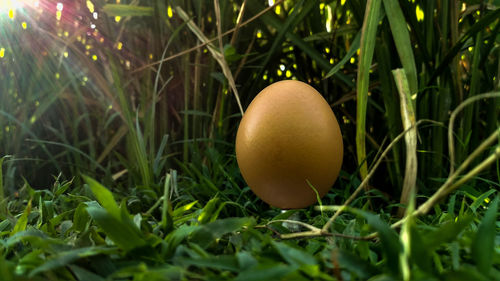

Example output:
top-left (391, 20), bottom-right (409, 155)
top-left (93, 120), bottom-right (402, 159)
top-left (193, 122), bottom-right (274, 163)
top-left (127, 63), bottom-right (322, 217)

top-left (0, 0), bottom-right (38, 14)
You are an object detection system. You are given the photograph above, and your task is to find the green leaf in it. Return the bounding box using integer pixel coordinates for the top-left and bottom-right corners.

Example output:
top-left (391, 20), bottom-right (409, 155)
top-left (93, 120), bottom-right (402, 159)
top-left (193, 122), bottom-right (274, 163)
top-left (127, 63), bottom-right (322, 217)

top-left (0, 219), bottom-right (10, 232)
top-left (471, 195), bottom-right (498, 274)
top-left (191, 217), bottom-right (255, 248)
top-left (164, 224), bottom-right (201, 256)
top-left (235, 263), bottom-right (298, 281)
top-left (73, 203), bottom-right (90, 232)
top-left (29, 246), bottom-right (117, 277)
top-left (272, 241), bottom-right (317, 266)
top-left (423, 215), bottom-right (473, 250)
top-left (68, 265), bottom-right (105, 281)
top-left (236, 252), bottom-right (257, 270)
top-left (53, 178), bottom-right (73, 198)
top-left (102, 4), bottom-right (153, 17)
top-left (197, 197), bottom-right (219, 224)
top-left (367, 274), bottom-right (398, 281)
top-left (85, 204), bottom-right (146, 251)
top-left (6, 229), bottom-right (63, 249)
top-left (11, 199), bottom-right (31, 236)
top-left (177, 254), bottom-right (239, 272)
top-left (409, 224), bottom-right (432, 273)
top-left (82, 175), bottom-right (120, 217)
top-left (354, 209), bottom-right (402, 276)
top-left (0, 254), bottom-right (14, 281)
top-left (442, 265), bottom-right (490, 281)
top-left (172, 200), bottom-right (198, 217)
top-left (469, 189), bottom-right (497, 213)
top-left (335, 248), bottom-right (379, 279)
top-left (162, 173), bottom-right (173, 233)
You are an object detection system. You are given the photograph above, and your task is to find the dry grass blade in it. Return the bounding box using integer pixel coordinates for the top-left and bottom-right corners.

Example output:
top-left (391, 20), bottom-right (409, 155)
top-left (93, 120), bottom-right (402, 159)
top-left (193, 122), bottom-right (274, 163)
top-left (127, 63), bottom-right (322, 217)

top-left (97, 125), bottom-right (128, 164)
top-left (173, 3), bottom-right (244, 115)
top-left (134, 0), bottom-right (284, 73)
top-left (392, 69), bottom-right (418, 218)
top-left (230, 0), bottom-right (248, 46)
top-left (213, 0), bottom-right (244, 116)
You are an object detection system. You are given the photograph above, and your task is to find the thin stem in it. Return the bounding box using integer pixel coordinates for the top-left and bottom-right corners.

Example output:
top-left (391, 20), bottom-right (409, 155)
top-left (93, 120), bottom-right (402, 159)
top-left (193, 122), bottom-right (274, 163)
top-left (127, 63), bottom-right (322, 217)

top-left (133, 0), bottom-right (285, 73)
top-left (266, 219), bottom-right (321, 232)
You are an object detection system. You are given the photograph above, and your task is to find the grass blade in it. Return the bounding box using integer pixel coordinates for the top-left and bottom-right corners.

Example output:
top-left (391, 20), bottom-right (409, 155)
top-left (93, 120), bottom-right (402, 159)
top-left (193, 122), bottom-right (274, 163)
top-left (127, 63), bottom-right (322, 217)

top-left (82, 175), bottom-right (120, 216)
top-left (324, 31), bottom-right (361, 79)
top-left (246, 2), bottom-right (353, 87)
top-left (428, 8), bottom-right (500, 85)
top-left (11, 199), bottom-right (32, 236)
top-left (0, 156), bottom-right (7, 205)
top-left (85, 203), bottom-right (146, 251)
top-left (392, 69), bottom-right (417, 217)
top-left (354, 209), bottom-right (402, 276)
top-left (471, 195), bottom-right (498, 274)
top-left (383, 0), bottom-right (418, 95)
top-left (258, 0), bottom-right (315, 74)
top-left (102, 4), bottom-right (153, 17)
top-left (356, 0), bottom-right (382, 180)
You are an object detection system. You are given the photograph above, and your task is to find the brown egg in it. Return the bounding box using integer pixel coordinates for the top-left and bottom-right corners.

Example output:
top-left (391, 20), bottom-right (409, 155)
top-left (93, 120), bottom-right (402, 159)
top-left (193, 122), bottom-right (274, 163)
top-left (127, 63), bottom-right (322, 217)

top-left (235, 80), bottom-right (343, 209)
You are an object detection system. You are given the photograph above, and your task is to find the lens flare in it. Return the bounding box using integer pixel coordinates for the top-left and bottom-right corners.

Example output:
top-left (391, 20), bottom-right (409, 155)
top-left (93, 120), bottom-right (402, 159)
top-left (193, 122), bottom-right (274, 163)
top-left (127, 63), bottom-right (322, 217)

top-left (0, 0), bottom-right (38, 12)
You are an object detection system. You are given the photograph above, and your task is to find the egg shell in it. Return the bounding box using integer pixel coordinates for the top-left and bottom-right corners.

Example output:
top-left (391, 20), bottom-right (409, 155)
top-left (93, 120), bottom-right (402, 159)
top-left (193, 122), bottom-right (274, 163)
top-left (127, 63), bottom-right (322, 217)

top-left (235, 80), bottom-right (343, 209)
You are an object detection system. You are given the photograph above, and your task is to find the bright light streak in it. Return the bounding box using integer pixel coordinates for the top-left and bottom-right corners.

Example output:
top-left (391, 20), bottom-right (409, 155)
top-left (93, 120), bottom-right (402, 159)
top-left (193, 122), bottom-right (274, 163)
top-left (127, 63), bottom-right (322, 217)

top-left (56, 2), bottom-right (63, 11)
top-left (0, 0), bottom-right (21, 12)
top-left (0, 0), bottom-right (38, 12)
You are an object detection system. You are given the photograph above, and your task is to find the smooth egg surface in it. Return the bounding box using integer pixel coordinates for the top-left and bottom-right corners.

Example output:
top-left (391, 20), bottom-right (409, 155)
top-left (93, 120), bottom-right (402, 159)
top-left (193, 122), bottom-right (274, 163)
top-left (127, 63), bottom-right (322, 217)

top-left (235, 80), bottom-right (343, 209)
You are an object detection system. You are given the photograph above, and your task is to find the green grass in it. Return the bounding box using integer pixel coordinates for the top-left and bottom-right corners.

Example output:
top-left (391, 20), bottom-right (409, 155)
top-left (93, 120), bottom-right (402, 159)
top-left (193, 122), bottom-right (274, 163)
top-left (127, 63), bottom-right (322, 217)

top-left (0, 0), bottom-right (499, 280)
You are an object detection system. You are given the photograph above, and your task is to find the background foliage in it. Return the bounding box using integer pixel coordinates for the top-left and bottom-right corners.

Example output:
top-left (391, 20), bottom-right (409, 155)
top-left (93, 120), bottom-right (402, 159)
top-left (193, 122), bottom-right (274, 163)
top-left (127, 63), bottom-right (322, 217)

top-left (0, 0), bottom-right (499, 280)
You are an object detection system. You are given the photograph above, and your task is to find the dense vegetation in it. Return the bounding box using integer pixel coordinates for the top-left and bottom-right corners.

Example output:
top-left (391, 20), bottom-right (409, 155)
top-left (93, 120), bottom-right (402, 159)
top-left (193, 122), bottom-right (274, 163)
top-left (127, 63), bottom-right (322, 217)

top-left (0, 0), bottom-right (499, 280)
